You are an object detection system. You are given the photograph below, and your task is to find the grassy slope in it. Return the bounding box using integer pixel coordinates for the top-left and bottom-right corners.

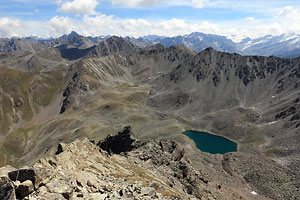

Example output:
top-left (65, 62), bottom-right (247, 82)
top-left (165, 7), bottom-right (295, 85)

top-left (0, 68), bottom-right (65, 167)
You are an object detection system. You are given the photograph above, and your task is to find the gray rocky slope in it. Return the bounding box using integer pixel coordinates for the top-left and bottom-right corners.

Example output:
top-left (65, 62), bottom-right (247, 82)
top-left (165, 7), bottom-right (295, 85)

top-left (0, 127), bottom-right (243, 200)
top-left (0, 36), bottom-right (300, 199)
top-left (58, 42), bottom-right (300, 199)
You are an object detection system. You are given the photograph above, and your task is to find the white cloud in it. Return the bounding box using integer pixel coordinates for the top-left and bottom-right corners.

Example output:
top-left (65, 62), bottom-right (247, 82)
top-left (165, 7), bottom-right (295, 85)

top-left (57, 0), bottom-right (99, 15)
top-left (44, 15), bottom-right (221, 38)
top-left (105, 0), bottom-right (289, 10)
top-left (109, 0), bottom-right (161, 7)
top-left (191, 0), bottom-right (208, 8)
top-left (48, 16), bottom-right (78, 37)
top-left (0, 18), bottom-right (21, 38)
top-left (107, 0), bottom-right (209, 8)
top-left (246, 17), bottom-right (255, 22)
top-left (0, 15), bottom-right (284, 40)
top-left (2, 4), bottom-right (300, 41)
top-left (43, 15), bottom-right (278, 42)
top-left (278, 6), bottom-right (293, 16)
top-left (56, 0), bottom-right (63, 5)
top-left (275, 6), bottom-right (300, 34)
top-left (0, 18), bottom-right (46, 38)
top-left (277, 6), bottom-right (300, 22)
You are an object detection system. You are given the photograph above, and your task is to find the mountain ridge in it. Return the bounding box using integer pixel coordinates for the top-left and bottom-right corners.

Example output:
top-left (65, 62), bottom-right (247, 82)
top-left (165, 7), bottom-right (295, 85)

top-left (1, 31), bottom-right (300, 58)
top-left (0, 36), bottom-right (300, 199)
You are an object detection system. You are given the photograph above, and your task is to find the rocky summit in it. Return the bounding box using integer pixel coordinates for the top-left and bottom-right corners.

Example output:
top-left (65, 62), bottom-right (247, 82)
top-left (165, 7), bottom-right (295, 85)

top-left (0, 127), bottom-right (230, 200)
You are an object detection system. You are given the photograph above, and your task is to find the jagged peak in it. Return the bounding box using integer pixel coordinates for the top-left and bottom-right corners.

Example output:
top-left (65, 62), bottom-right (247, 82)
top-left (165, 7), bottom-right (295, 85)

top-left (185, 32), bottom-right (206, 37)
top-left (106, 35), bottom-right (125, 42)
top-left (143, 43), bottom-right (165, 51)
top-left (100, 36), bottom-right (136, 48)
top-left (195, 47), bottom-right (218, 56)
top-left (59, 31), bottom-right (82, 40)
top-left (166, 45), bottom-right (197, 55)
top-left (96, 36), bottom-right (136, 50)
top-left (193, 47), bottom-right (243, 60)
top-left (203, 47), bottom-right (217, 52)
top-left (69, 31), bottom-right (80, 37)
top-left (199, 47), bottom-right (240, 56)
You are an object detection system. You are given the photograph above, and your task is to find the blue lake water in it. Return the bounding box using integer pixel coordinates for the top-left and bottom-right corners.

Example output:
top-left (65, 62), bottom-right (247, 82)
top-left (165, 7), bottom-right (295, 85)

top-left (184, 130), bottom-right (237, 154)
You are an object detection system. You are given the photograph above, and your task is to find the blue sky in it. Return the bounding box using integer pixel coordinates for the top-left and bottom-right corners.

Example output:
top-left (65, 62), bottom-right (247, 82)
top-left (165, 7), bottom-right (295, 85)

top-left (0, 0), bottom-right (300, 41)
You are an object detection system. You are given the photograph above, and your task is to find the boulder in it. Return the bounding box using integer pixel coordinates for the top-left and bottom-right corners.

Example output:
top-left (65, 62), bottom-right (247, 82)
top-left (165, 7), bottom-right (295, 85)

top-left (15, 180), bottom-right (34, 198)
top-left (140, 187), bottom-right (155, 196)
top-left (90, 193), bottom-right (107, 200)
top-left (97, 126), bottom-right (137, 154)
top-left (8, 168), bottom-right (35, 183)
top-left (8, 167), bottom-right (46, 188)
top-left (172, 143), bottom-right (185, 161)
top-left (46, 180), bottom-right (74, 199)
top-left (0, 176), bottom-right (16, 200)
top-left (55, 143), bottom-right (66, 155)
top-left (40, 193), bottom-right (66, 199)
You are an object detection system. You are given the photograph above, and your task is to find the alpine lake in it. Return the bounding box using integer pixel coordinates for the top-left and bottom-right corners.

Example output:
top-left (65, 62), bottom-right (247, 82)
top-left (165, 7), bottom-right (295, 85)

top-left (184, 130), bottom-right (237, 154)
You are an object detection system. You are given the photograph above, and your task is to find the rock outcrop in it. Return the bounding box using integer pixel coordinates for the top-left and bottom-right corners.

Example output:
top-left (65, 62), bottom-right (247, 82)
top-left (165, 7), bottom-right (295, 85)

top-left (85, 36), bottom-right (137, 58)
top-left (0, 127), bottom-right (219, 200)
top-left (97, 126), bottom-right (140, 154)
top-left (0, 176), bottom-right (16, 200)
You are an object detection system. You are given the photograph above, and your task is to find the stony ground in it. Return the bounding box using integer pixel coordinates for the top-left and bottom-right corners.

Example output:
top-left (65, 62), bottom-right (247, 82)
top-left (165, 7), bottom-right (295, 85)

top-left (0, 127), bottom-right (270, 200)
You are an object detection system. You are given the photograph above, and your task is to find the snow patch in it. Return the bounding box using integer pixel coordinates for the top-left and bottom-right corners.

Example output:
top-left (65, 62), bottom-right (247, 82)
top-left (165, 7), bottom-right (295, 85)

top-left (241, 44), bottom-right (251, 51)
top-left (289, 37), bottom-right (300, 44)
top-left (268, 121), bottom-right (278, 125)
top-left (279, 34), bottom-right (299, 43)
top-left (252, 39), bottom-right (267, 45)
top-left (197, 36), bottom-right (203, 41)
top-left (226, 35), bottom-right (245, 43)
top-left (251, 191), bottom-right (258, 195)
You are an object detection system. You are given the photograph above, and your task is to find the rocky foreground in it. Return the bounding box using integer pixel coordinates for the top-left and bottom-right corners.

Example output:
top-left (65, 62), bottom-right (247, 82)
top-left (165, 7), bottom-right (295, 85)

top-left (0, 126), bottom-right (245, 200)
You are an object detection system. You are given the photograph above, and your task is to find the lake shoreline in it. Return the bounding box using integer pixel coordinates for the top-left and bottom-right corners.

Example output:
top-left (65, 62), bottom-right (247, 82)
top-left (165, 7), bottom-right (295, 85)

top-left (183, 130), bottom-right (237, 154)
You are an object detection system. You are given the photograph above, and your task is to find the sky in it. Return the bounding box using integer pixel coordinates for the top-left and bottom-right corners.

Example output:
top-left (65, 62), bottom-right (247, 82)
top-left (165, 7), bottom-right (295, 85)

top-left (0, 0), bottom-right (300, 41)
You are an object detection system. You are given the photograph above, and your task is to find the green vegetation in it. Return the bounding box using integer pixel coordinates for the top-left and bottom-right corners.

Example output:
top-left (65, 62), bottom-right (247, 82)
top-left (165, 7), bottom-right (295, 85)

top-left (32, 71), bottom-right (64, 107)
top-left (0, 68), bottom-right (64, 135)
top-left (0, 68), bottom-right (34, 123)
top-left (0, 94), bottom-right (13, 134)
top-left (36, 49), bottom-right (63, 62)
top-left (0, 127), bottom-right (33, 167)
top-left (240, 126), bottom-right (264, 146)
top-left (0, 153), bottom-right (5, 167)
top-left (241, 108), bottom-right (259, 123)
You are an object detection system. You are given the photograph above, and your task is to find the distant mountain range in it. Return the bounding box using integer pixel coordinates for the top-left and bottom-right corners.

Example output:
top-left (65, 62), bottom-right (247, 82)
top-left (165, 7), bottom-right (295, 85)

top-left (0, 31), bottom-right (300, 58)
top-left (135, 32), bottom-right (300, 58)
top-left (238, 34), bottom-right (300, 58)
